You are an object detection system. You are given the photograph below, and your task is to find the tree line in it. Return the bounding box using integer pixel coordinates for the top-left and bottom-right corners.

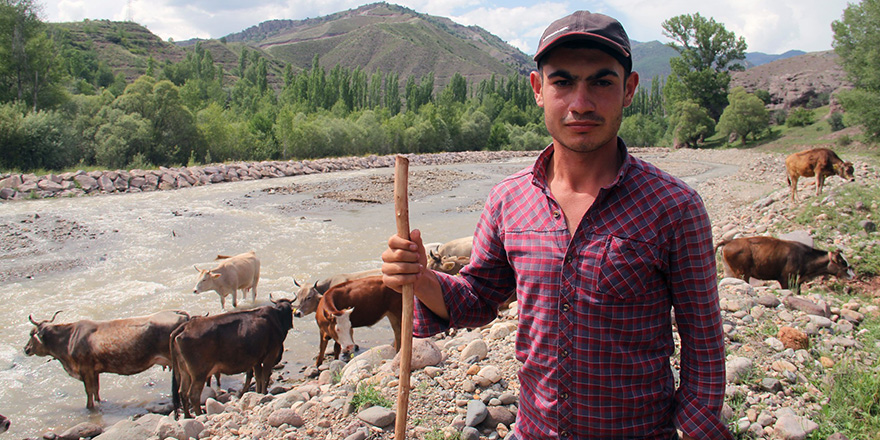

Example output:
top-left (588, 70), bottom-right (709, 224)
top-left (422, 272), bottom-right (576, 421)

top-left (1, 0), bottom-right (875, 173)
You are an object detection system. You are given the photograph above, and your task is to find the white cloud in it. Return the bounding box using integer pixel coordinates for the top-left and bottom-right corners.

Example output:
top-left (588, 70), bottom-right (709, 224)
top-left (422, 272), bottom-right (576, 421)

top-left (450, 3), bottom-right (570, 54)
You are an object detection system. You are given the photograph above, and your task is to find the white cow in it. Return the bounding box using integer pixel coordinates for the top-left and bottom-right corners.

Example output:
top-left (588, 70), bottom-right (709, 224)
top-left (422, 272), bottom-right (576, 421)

top-left (193, 251), bottom-right (261, 309)
top-left (427, 236), bottom-right (473, 275)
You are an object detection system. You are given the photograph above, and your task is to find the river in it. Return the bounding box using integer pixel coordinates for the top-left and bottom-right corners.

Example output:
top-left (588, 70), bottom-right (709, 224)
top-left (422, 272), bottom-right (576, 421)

top-left (0, 153), bottom-right (738, 438)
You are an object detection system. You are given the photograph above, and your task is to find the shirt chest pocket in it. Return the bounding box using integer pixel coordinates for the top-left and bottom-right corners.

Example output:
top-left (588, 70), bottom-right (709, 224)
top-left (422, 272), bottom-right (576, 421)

top-left (595, 236), bottom-right (663, 301)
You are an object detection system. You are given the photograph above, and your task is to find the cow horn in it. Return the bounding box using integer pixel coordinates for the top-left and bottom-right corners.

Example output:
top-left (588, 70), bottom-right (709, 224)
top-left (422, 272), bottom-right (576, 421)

top-left (293, 278), bottom-right (301, 287)
top-left (194, 265), bottom-right (201, 272)
top-left (49, 310), bottom-right (62, 322)
top-left (28, 314), bottom-right (38, 325)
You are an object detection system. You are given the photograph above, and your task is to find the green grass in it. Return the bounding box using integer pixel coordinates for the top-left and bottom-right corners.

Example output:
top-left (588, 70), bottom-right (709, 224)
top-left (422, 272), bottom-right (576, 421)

top-left (350, 382), bottom-right (392, 411)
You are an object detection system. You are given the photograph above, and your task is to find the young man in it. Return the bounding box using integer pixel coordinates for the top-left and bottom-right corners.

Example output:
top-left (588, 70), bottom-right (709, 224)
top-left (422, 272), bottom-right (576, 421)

top-left (382, 10), bottom-right (731, 440)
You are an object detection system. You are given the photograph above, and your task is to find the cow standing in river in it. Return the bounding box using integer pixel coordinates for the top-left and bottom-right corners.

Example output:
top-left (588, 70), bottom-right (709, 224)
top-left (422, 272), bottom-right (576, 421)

top-left (193, 250), bottom-right (260, 309)
top-left (171, 299), bottom-right (294, 418)
top-left (24, 310), bottom-right (190, 409)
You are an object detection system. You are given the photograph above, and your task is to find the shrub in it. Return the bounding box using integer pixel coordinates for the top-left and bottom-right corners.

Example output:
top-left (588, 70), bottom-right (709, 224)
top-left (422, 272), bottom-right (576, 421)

top-left (828, 112), bottom-right (846, 131)
top-left (836, 134), bottom-right (853, 147)
top-left (786, 107), bottom-right (815, 127)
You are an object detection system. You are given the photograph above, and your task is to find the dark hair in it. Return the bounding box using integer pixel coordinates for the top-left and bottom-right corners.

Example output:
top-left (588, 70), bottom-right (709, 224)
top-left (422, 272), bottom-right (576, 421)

top-left (536, 40), bottom-right (632, 77)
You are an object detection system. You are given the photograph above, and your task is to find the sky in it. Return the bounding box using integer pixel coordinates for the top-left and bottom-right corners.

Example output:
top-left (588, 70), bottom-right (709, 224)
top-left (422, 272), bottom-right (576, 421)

top-left (38, 0), bottom-right (853, 55)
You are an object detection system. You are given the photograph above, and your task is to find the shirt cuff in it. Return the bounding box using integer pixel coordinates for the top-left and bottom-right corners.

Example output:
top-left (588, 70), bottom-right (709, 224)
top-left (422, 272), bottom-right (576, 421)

top-left (674, 388), bottom-right (734, 440)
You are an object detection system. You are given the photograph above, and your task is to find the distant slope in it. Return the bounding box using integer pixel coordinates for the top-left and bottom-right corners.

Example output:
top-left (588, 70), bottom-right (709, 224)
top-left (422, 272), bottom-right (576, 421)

top-left (221, 2), bottom-right (533, 86)
top-left (731, 50), bottom-right (849, 108)
top-left (51, 20), bottom-right (187, 82)
top-left (745, 50), bottom-right (806, 67)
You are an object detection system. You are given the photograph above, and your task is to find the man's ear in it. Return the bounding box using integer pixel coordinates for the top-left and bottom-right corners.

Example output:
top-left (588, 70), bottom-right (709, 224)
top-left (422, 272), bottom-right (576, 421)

top-left (530, 70), bottom-right (544, 107)
top-left (623, 71), bottom-right (640, 108)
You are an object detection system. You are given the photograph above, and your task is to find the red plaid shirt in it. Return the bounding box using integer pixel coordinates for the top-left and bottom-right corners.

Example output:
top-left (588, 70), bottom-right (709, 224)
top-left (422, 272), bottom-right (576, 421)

top-left (413, 141), bottom-right (731, 439)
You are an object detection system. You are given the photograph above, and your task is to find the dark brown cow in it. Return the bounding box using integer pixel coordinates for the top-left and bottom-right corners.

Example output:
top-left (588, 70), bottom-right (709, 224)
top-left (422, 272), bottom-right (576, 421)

top-left (171, 299), bottom-right (294, 418)
top-left (0, 413), bottom-right (8, 434)
top-left (716, 236), bottom-right (854, 293)
top-left (786, 147), bottom-right (855, 201)
top-left (314, 276), bottom-right (402, 367)
top-left (24, 310), bottom-right (190, 409)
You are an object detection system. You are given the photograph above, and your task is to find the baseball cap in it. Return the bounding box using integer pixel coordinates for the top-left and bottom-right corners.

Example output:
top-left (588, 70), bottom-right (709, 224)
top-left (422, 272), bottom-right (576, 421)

top-left (534, 11), bottom-right (632, 71)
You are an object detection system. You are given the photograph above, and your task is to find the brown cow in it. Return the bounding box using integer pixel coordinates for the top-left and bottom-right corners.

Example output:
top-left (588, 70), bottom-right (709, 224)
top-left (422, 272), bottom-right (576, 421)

top-left (293, 268), bottom-right (382, 318)
top-left (786, 148), bottom-right (855, 201)
top-left (24, 310), bottom-right (190, 409)
top-left (171, 298), bottom-right (294, 418)
top-left (193, 250), bottom-right (260, 309)
top-left (716, 236), bottom-right (854, 293)
top-left (313, 276), bottom-right (402, 367)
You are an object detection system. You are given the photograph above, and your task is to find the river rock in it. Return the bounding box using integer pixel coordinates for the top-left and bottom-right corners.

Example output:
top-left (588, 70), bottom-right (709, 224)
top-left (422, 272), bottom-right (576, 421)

top-left (461, 339), bottom-right (489, 363)
top-left (267, 408), bottom-right (304, 427)
top-left (154, 415), bottom-right (186, 440)
top-left (58, 421), bottom-right (103, 440)
top-left (357, 406), bottom-right (395, 427)
top-left (92, 420), bottom-right (151, 440)
top-left (784, 296), bottom-right (830, 317)
top-left (726, 357), bottom-right (754, 384)
top-left (390, 338), bottom-right (442, 371)
top-left (466, 399), bottom-right (488, 426)
top-left (778, 326), bottom-right (809, 350)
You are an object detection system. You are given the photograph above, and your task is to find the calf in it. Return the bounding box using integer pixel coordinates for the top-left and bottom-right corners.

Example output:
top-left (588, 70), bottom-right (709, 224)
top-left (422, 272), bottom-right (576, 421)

top-left (193, 250), bottom-right (260, 309)
top-left (293, 268), bottom-right (382, 318)
top-left (24, 310), bottom-right (190, 409)
top-left (786, 147), bottom-right (854, 201)
top-left (171, 298), bottom-right (294, 418)
top-left (313, 276), bottom-right (402, 366)
top-left (716, 236), bottom-right (854, 292)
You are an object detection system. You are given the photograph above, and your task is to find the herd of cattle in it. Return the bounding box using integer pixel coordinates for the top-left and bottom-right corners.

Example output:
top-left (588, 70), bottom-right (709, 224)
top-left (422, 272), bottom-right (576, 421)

top-left (20, 235), bottom-right (475, 419)
top-left (17, 146), bottom-right (859, 422)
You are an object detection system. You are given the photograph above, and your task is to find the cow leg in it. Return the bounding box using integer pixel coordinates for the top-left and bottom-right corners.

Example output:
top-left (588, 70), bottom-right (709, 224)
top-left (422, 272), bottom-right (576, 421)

top-left (332, 339), bottom-right (342, 360)
top-left (219, 294), bottom-right (226, 310)
top-left (240, 368), bottom-right (255, 397)
top-left (386, 313), bottom-right (402, 352)
top-left (232, 290), bottom-right (238, 308)
top-left (82, 373), bottom-right (100, 410)
top-left (789, 175), bottom-right (799, 201)
top-left (816, 175), bottom-right (825, 196)
top-left (188, 375), bottom-right (205, 416)
top-left (316, 336), bottom-right (329, 367)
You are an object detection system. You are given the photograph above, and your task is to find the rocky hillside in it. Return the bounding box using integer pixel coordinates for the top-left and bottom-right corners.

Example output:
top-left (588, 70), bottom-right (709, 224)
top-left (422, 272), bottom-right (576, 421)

top-left (730, 50), bottom-right (850, 110)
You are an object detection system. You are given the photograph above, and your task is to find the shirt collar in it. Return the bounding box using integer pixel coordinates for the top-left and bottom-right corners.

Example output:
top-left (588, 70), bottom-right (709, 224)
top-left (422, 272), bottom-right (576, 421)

top-left (531, 138), bottom-right (632, 191)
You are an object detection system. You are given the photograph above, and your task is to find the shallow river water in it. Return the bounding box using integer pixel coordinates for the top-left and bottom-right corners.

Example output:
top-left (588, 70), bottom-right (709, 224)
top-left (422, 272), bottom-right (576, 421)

top-left (0, 154), bottom-right (736, 438)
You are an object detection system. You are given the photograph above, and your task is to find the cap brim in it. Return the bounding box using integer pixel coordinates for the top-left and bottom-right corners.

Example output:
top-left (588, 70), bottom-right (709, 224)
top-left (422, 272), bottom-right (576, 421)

top-left (533, 32), bottom-right (630, 62)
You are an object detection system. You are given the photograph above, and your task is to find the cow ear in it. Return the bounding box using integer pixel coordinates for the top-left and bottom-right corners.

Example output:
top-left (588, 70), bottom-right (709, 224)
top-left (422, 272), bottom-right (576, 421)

top-left (211, 272), bottom-right (221, 279)
top-left (441, 261), bottom-right (455, 271)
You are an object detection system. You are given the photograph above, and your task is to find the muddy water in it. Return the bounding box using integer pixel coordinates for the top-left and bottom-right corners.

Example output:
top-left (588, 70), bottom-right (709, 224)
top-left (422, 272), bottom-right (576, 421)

top-left (0, 154), bottom-right (735, 438)
top-left (0, 158), bottom-right (533, 438)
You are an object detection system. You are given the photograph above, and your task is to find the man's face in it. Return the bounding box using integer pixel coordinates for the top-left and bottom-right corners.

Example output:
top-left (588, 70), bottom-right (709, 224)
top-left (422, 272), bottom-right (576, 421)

top-left (530, 47), bottom-right (638, 154)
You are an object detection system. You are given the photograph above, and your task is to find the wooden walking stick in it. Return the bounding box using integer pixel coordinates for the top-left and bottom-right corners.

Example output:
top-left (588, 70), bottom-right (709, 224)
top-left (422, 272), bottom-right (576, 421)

top-left (393, 155), bottom-right (415, 440)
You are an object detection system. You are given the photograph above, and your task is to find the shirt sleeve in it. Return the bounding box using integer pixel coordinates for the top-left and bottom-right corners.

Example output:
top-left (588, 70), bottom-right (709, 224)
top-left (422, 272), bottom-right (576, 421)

top-left (668, 194), bottom-right (733, 440)
top-left (412, 191), bottom-right (517, 338)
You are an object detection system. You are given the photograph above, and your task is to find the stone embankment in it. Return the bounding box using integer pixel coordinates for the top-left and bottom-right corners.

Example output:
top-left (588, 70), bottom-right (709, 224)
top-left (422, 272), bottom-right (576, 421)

top-left (0, 151), bottom-right (536, 201)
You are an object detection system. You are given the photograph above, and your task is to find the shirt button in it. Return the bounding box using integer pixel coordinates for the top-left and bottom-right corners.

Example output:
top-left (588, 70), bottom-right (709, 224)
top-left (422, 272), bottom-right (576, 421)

top-left (561, 303), bottom-right (570, 312)
top-left (560, 349), bottom-right (569, 358)
top-left (565, 254), bottom-right (573, 264)
top-left (553, 210), bottom-right (560, 219)
top-left (561, 429), bottom-right (570, 437)
top-left (560, 392), bottom-right (569, 400)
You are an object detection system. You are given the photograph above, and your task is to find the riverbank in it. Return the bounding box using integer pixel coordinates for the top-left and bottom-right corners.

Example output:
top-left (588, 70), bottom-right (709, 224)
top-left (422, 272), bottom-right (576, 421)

top-left (0, 151), bottom-right (537, 201)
